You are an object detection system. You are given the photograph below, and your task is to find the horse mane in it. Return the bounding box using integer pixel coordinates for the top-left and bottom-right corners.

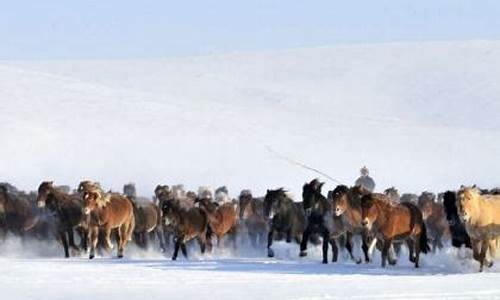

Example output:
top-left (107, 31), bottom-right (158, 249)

top-left (85, 185), bottom-right (112, 208)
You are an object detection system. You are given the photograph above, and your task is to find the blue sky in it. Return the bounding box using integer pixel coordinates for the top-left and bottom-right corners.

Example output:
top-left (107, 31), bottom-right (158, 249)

top-left (1, 0), bottom-right (500, 59)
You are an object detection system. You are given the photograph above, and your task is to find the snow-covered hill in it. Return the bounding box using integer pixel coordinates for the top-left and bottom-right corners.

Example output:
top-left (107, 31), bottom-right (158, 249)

top-left (2, 40), bottom-right (500, 197)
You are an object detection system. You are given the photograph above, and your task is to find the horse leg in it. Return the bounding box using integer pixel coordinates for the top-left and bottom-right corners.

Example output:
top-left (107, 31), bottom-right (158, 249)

top-left (414, 235), bottom-right (422, 268)
top-left (479, 239), bottom-right (489, 272)
top-left (172, 236), bottom-right (181, 260)
top-left (381, 239), bottom-right (392, 268)
top-left (143, 231), bottom-right (149, 249)
top-left (156, 227), bottom-right (166, 252)
top-left (68, 229), bottom-right (79, 252)
top-left (299, 226), bottom-right (311, 257)
top-left (406, 238), bottom-right (415, 263)
top-left (78, 227), bottom-right (88, 252)
top-left (320, 225), bottom-right (329, 264)
top-left (487, 239), bottom-right (496, 268)
top-left (267, 229), bottom-right (275, 257)
top-left (117, 225), bottom-right (127, 258)
top-left (103, 226), bottom-right (114, 251)
top-left (181, 242), bottom-right (188, 258)
top-left (59, 230), bottom-right (70, 258)
top-left (286, 228), bottom-right (292, 243)
top-left (345, 232), bottom-right (362, 264)
top-left (330, 238), bottom-right (338, 262)
top-left (89, 226), bottom-right (99, 259)
top-left (362, 234), bottom-right (371, 263)
top-left (198, 235), bottom-right (207, 254)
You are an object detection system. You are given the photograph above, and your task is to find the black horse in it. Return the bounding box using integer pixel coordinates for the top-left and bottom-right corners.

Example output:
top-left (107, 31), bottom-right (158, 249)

top-left (442, 191), bottom-right (472, 249)
top-left (264, 188), bottom-right (305, 258)
top-left (299, 179), bottom-right (337, 264)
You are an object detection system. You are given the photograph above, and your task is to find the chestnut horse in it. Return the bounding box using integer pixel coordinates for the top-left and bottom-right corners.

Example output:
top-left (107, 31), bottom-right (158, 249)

top-left (361, 193), bottom-right (430, 268)
top-left (37, 181), bottom-right (88, 257)
top-left (239, 190), bottom-right (267, 248)
top-left (158, 194), bottom-right (212, 260)
top-left (457, 186), bottom-right (500, 272)
top-left (79, 182), bottom-right (135, 259)
top-left (330, 185), bottom-right (378, 263)
top-left (196, 196), bottom-right (238, 248)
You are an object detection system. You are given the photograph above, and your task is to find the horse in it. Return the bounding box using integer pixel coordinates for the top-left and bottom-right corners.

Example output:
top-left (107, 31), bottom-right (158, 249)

top-left (457, 186), bottom-right (500, 272)
top-left (361, 193), bottom-right (430, 268)
top-left (124, 184), bottom-right (165, 251)
top-left (400, 193), bottom-right (418, 203)
top-left (384, 187), bottom-right (400, 202)
top-left (36, 181), bottom-right (88, 257)
top-left (299, 179), bottom-right (340, 264)
top-left (0, 184), bottom-right (40, 237)
top-left (264, 188), bottom-right (305, 258)
top-left (158, 193), bottom-right (212, 260)
top-left (417, 191), bottom-right (449, 252)
top-left (331, 185), bottom-right (379, 263)
top-left (238, 190), bottom-right (267, 248)
top-left (442, 191), bottom-right (472, 249)
top-left (80, 181), bottom-right (135, 259)
top-left (196, 194), bottom-right (238, 248)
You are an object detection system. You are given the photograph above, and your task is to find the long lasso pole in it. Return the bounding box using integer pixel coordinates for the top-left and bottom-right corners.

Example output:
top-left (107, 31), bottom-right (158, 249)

top-left (265, 145), bottom-right (344, 185)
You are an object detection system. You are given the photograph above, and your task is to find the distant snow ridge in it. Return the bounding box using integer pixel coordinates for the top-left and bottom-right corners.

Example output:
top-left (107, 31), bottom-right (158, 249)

top-left (1, 40), bottom-right (500, 197)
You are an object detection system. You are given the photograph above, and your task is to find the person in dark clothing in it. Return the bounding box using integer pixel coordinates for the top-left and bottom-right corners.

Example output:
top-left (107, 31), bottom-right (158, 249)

top-left (354, 166), bottom-right (375, 192)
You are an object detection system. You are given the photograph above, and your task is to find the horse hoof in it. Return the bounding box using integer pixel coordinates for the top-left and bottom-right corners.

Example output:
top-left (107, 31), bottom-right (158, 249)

top-left (322, 260), bottom-right (328, 264)
top-left (267, 249), bottom-right (275, 258)
top-left (172, 257), bottom-right (177, 261)
top-left (89, 254), bottom-right (95, 260)
top-left (389, 260), bottom-right (397, 266)
top-left (299, 251), bottom-right (307, 257)
top-left (355, 259), bottom-right (362, 264)
top-left (488, 261), bottom-right (494, 268)
top-left (117, 254), bottom-right (123, 259)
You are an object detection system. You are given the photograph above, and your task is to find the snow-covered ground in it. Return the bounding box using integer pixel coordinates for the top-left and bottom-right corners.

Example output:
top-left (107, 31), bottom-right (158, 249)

top-left (2, 40), bottom-right (500, 298)
top-left (1, 236), bottom-right (500, 300)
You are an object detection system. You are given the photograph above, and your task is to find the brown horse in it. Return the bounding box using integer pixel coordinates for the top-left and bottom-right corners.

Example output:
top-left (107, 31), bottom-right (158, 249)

top-left (0, 184), bottom-right (39, 236)
top-left (196, 196), bottom-right (238, 248)
top-left (158, 192), bottom-right (212, 260)
top-left (80, 181), bottom-right (135, 259)
top-left (124, 184), bottom-right (165, 251)
top-left (239, 190), bottom-right (267, 248)
top-left (417, 192), bottom-right (449, 252)
top-left (330, 185), bottom-right (375, 263)
top-left (457, 186), bottom-right (500, 272)
top-left (37, 181), bottom-right (88, 257)
top-left (361, 193), bottom-right (430, 268)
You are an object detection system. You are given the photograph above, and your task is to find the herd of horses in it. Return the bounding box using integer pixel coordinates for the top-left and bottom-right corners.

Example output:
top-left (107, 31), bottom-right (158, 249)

top-left (1, 179), bottom-right (500, 272)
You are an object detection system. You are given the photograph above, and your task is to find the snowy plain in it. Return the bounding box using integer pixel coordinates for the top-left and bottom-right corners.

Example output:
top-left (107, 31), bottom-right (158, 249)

top-left (1, 40), bottom-right (500, 299)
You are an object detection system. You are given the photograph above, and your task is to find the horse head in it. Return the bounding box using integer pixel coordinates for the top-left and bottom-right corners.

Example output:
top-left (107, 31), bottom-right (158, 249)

top-left (457, 185), bottom-right (481, 223)
top-left (302, 179), bottom-right (325, 216)
top-left (36, 181), bottom-right (55, 209)
top-left (238, 190), bottom-right (253, 219)
top-left (264, 188), bottom-right (288, 219)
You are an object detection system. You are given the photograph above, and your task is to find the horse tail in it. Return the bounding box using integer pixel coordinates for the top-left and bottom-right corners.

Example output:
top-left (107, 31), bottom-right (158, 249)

top-left (419, 221), bottom-right (431, 254)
